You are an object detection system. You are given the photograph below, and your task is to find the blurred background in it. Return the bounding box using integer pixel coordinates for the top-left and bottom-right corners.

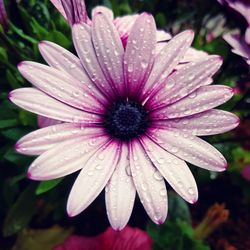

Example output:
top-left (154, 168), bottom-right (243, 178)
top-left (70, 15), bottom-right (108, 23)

top-left (0, 0), bottom-right (250, 249)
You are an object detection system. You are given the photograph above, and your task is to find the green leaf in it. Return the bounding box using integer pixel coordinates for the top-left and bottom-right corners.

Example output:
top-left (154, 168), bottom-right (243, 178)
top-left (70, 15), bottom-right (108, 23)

top-left (13, 226), bottom-right (73, 250)
top-left (0, 119), bottom-right (18, 129)
top-left (2, 128), bottom-right (30, 140)
top-left (44, 30), bottom-right (71, 49)
top-left (147, 220), bottom-right (210, 250)
top-left (168, 191), bottom-right (191, 223)
top-left (3, 184), bottom-right (37, 236)
top-left (36, 178), bottom-right (64, 195)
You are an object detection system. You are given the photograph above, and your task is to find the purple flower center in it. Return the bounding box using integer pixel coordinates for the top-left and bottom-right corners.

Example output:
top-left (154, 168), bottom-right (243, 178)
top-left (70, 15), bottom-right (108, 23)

top-left (104, 101), bottom-right (149, 141)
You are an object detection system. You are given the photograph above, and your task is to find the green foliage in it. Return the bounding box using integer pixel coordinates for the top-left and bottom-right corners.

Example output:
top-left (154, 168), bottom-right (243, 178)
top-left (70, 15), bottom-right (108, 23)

top-left (3, 184), bottom-right (37, 236)
top-left (36, 178), bottom-right (64, 195)
top-left (147, 192), bottom-right (210, 250)
top-left (148, 220), bottom-right (210, 250)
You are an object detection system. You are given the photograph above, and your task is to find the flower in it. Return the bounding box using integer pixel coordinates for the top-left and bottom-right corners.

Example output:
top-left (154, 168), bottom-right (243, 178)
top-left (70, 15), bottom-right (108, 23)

top-left (54, 226), bottom-right (153, 250)
top-left (241, 164), bottom-right (250, 181)
top-left (218, 0), bottom-right (250, 65)
top-left (217, 0), bottom-right (250, 44)
top-left (10, 9), bottom-right (239, 230)
top-left (0, 0), bottom-right (8, 31)
top-left (223, 33), bottom-right (250, 66)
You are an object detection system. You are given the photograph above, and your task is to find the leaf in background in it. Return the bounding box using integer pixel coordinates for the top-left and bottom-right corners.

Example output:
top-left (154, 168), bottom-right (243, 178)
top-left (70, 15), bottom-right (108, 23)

top-left (6, 69), bottom-right (23, 89)
top-left (168, 191), bottom-right (191, 223)
top-left (45, 30), bottom-right (71, 49)
top-left (147, 220), bottom-right (210, 250)
top-left (36, 178), bottom-right (64, 195)
top-left (19, 110), bottom-right (37, 127)
top-left (1, 127), bottom-right (30, 140)
top-left (0, 118), bottom-right (18, 129)
top-left (3, 183), bottom-right (37, 236)
top-left (12, 226), bottom-right (73, 250)
top-left (9, 22), bottom-right (38, 44)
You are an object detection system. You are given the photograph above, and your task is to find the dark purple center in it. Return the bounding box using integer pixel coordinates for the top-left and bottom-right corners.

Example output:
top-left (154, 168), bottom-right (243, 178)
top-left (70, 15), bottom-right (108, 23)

top-left (104, 101), bottom-right (149, 141)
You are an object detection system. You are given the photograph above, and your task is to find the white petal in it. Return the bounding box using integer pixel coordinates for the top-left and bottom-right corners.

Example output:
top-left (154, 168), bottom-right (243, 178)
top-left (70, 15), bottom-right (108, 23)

top-left (148, 128), bottom-right (227, 171)
top-left (141, 137), bottom-right (198, 204)
top-left (28, 135), bottom-right (109, 180)
top-left (129, 140), bottom-right (168, 224)
top-left (152, 109), bottom-right (239, 136)
top-left (16, 123), bottom-right (104, 155)
top-left (72, 23), bottom-right (117, 100)
top-left (105, 143), bottom-right (136, 230)
top-left (92, 13), bottom-right (125, 97)
top-left (9, 88), bottom-right (100, 123)
top-left (67, 141), bottom-right (121, 216)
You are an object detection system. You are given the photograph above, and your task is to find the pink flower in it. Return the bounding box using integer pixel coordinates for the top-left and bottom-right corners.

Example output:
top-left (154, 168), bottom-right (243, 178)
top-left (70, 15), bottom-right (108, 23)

top-left (10, 11), bottom-right (239, 230)
top-left (241, 164), bottom-right (250, 181)
top-left (54, 226), bottom-right (152, 250)
top-left (218, 0), bottom-right (250, 66)
top-left (223, 33), bottom-right (250, 66)
top-left (217, 0), bottom-right (250, 44)
top-left (0, 0), bottom-right (8, 31)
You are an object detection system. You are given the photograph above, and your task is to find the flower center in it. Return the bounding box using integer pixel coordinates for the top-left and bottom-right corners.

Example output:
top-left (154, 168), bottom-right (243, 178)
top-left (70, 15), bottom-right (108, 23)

top-left (104, 101), bottom-right (149, 141)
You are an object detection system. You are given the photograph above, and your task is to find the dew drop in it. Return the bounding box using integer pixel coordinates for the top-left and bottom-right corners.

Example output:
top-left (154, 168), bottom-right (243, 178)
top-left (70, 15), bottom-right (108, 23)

top-left (128, 64), bottom-right (133, 73)
top-left (141, 61), bottom-right (148, 69)
top-left (153, 170), bottom-right (163, 181)
top-left (95, 164), bottom-right (104, 170)
top-left (188, 187), bottom-right (195, 195)
top-left (159, 188), bottom-right (167, 197)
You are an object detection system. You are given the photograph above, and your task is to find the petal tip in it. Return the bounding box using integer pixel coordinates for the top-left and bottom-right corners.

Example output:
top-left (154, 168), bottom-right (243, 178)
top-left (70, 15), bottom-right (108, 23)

top-left (17, 61), bottom-right (24, 70)
top-left (15, 142), bottom-right (21, 152)
top-left (8, 91), bottom-right (13, 101)
top-left (27, 171), bottom-right (33, 179)
top-left (157, 219), bottom-right (165, 225)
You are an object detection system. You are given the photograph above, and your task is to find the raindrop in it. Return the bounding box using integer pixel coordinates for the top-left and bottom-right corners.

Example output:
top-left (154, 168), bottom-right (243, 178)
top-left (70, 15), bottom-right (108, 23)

top-left (141, 61), bottom-right (148, 69)
top-left (128, 64), bottom-right (133, 73)
top-left (95, 164), bottom-right (104, 170)
top-left (188, 187), bottom-right (195, 195)
top-left (153, 170), bottom-right (163, 181)
top-left (171, 147), bottom-right (179, 153)
top-left (159, 189), bottom-right (167, 197)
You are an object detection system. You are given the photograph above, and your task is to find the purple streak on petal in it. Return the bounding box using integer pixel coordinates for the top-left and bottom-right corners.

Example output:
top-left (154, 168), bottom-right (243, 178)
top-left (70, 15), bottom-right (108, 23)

top-left (141, 30), bottom-right (194, 102)
top-left (38, 115), bottom-right (62, 128)
top-left (92, 6), bottom-right (114, 20)
top-left (124, 13), bottom-right (156, 99)
top-left (16, 123), bottom-right (104, 156)
top-left (28, 134), bottom-right (109, 180)
top-left (146, 55), bottom-right (223, 109)
top-left (105, 143), bottom-right (136, 230)
top-left (140, 136), bottom-right (198, 204)
top-left (150, 85), bottom-right (234, 119)
top-left (50, 0), bottom-right (67, 19)
top-left (113, 14), bottom-right (139, 47)
top-left (72, 23), bottom-right (117, 101)
top-left (67, 140), bottom-right (121, 217)
top-left (92, 13), bottom-right (125, 98)
top-left (129, 139), bottom-right (168, 224)
top-left (0, 0), bottom-right (8, 31)
top-left (224, 33), bottom-right (250, 65)
top-left (228, 0), bottom-right (250, 25)
top-left (59, 0), bottom-right (89, 25)
top-left (148, 128), bottom-right (227, 171)
top-left (152, 109), bottom-right (239, 136)
top-left (9, 88), bottom-right (101, 123)
top-left (18, 61), bottom-right (106, 114)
